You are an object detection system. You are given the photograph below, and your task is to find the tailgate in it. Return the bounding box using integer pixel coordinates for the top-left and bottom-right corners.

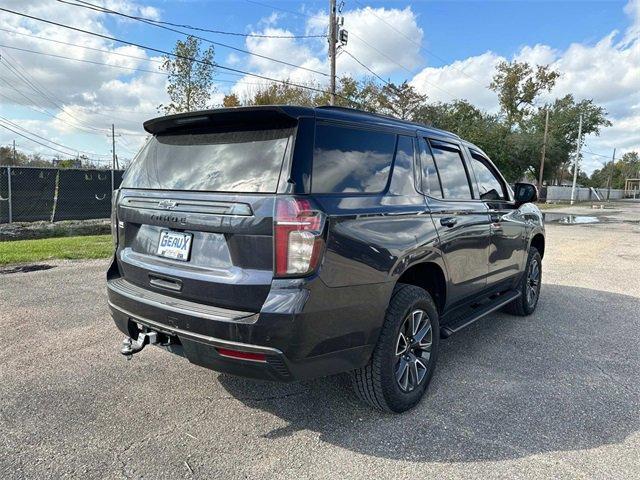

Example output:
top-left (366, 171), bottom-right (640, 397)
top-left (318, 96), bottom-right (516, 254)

top-left (115, 190), bottom-right (275, 312)
top-left (112, 114), bottom-right (296, 313)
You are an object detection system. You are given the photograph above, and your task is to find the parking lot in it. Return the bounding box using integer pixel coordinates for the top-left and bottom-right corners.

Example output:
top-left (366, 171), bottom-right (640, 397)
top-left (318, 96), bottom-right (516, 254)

top-left (1, 202), bottom-right (639, 479)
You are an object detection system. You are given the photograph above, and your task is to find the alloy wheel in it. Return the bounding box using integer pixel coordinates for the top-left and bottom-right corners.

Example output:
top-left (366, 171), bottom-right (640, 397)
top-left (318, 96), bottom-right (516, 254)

top-left (395, 309), bottom-right (432, 392)
top-left (526, 258), bottom-right (541, 307)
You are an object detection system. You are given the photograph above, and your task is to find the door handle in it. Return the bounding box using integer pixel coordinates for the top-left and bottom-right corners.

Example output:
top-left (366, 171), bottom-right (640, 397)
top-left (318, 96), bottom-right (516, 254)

top-left (440, 217), bottom-right (458, 228)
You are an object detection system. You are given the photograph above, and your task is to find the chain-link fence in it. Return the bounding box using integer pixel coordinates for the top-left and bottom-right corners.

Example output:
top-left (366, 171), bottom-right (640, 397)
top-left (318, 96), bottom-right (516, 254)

top-left (0, 166), bottom-right (124, 223)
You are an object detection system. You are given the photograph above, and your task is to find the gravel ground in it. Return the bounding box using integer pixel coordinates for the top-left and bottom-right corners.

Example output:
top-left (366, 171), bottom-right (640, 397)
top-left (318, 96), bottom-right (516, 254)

top-left (1, 203), bottom-right (639, 479)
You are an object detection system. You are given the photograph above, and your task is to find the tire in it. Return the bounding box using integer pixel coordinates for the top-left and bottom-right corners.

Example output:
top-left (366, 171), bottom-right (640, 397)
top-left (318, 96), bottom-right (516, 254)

top-left (503, 246), bottom-right (542, 316)
top-left (351, 284), bottom-right (440, 413)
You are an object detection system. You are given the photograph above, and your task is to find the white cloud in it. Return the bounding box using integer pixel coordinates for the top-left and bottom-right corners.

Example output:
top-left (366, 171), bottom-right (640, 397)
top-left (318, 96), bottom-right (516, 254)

top-left (229, 6), bottom-right (424, 100)
top-left (306, 6), bottom-right (424, 77)
top-left (409, 0), bottom-right (640, 174)
top-left (0, 0), bottom-right (166, 159)
top-left (410, 52), bottom-right (501, 111)
top-left (1, 0), bottom-right (637, 173)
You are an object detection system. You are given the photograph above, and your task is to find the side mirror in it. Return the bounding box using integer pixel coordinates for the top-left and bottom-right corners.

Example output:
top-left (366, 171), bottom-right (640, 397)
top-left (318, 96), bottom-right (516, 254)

top-left (514, 182), bottom-right (538, 206)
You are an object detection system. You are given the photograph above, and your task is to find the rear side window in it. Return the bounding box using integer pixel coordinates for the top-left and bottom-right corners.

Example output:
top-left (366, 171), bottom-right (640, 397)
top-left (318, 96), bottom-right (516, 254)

top-left (429, 141), bottom-right (472, 199)
top-left (419, 138), bottom-right (443, 198)
top-left (389, 135), bottom-right (417, 196)
top-left (312, 124), bottom-right (396, 193)
top-left (121, 128), bottom-right (292, 192)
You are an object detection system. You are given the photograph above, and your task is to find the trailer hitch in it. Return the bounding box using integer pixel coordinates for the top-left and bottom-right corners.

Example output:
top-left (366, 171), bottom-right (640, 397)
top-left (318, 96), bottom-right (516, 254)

top-left (121, 331), bottom-right (159, 360)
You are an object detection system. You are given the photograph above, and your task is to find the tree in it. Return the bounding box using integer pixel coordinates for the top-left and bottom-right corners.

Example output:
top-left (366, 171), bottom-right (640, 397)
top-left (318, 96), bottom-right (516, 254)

top-left (526, 95), bottom-right (611, 184)
top-left (376, 81), bottom-right (427, 120)
top-left (158, 36), bottom-right (216, 114)
top-left (0, 145), bottom-right (29, 166)
top-left (490, 61), bottom-right (559, 128)
top-left (222, 93), bottom-right (240, 107)
top-left (591, 151), bottom-right (640, 189)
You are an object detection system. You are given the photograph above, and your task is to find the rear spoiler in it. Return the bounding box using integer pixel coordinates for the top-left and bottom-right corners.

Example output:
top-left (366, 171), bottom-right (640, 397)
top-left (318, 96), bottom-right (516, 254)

top-left (143, 106), bottom-right (306, 135)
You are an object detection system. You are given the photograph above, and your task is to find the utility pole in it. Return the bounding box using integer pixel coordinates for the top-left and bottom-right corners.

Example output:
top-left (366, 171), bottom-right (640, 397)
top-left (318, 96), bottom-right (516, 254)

top-left (537, 108), bottom-right (549, 192)
top-left (111, 124), bottom-right (116, 192)
top-left (12, 139), bottom-right (16, 164)
top-left (606, 148), bottom-right (616, 201)
top-left (569, 114), bottom-right (583, 205)
top-left (329, 0), bottom-right (337, 105)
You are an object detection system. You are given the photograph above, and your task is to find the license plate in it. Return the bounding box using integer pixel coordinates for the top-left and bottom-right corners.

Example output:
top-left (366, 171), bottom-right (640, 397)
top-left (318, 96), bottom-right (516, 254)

top-left (157, 230), bottom-right (192, 261)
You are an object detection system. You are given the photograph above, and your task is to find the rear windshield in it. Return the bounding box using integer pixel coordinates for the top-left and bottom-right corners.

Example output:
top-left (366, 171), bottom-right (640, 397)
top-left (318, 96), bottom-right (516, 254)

top-left (121, 128), bottom-right (292, 192)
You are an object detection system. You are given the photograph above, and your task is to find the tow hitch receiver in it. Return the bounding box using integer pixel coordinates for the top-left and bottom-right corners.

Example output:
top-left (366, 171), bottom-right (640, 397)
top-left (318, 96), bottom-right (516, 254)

top-left (121, 331), bottom-right (159, 360)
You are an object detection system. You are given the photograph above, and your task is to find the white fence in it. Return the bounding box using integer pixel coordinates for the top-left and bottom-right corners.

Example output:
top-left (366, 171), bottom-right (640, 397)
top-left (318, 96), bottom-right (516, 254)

top-left (544, 186), bottom-right (630, 202)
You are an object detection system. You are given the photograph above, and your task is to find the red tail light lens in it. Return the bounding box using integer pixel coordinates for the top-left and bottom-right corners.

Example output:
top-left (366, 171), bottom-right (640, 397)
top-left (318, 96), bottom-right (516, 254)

top-left (111, 190), bottom-right (119, 247)
top-left (274, 197), bottom-right (326, 277)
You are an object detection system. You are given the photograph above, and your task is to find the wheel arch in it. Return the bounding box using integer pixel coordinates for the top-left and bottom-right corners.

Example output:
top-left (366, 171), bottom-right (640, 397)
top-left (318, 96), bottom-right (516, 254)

top-left (395, 261), bottom-right (447, 315)
top-left (530, 232), bottom-right (545, 259)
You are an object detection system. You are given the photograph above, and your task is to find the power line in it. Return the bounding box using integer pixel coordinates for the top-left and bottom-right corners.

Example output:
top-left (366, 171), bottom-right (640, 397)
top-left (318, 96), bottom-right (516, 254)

top-left (58, 0), bottom-right (329, 78)
top-left (58, 0), bottom-right (326, 39)
top-left (0, 76), bottom-right (109, 136)
top-left (0, 49), bottom-right (111, 134)
top-left (0, 44), bottom-right (168, 77)
top-left (342, 49), bottom-right (390, 86)
top-left (1, 49), bottom-right (109, 133)
top-left (583, 145), bottom-right (615, 159)
top-left (0, 115), bottom-right (110, 158)
top-left (244, 0), bottom-right (326, 21)
top-left (0, 120), bottom-right (88, 158)
top-left (0, 7), bottom-right (343, 101)
top-left (351, 0), bottom-right (486, 88)
top-left (0, 26), bottom-right (164, 65)
top-left (0, 41), bottom-right (309, 94)
top-left (245, 0), bottom-right (460, 101)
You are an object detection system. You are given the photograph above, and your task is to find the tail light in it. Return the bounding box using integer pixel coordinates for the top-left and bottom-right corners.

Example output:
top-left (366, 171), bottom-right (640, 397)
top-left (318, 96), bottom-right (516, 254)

top-left (274, 197), bottom-right (326, 277)
top-left (110, 189), bottom-right (119, 247)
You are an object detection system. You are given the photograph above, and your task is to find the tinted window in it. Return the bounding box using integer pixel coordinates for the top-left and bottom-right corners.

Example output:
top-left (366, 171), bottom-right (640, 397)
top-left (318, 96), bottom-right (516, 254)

top-left (419, 138), bottom-right (443, 198)
top-left (312, 124), bottom-right (396, 193)
top-left (470, 152), bottom-right (506, 201)
top-left (389, 136), bottom-right (417, 196)
top-left (122, 129), bottom-right (291, 192)
top-left (429, 142), bottom-right (472, 199)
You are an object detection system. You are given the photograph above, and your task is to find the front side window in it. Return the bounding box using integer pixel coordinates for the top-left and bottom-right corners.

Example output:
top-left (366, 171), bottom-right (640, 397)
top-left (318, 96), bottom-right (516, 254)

top-left (121, 128), bottom-right (292, 192)
top-left (312, 124), bottom-right (396, 193)
top-left (470, 152), bottom-right (507, 201)
top-left (429, 141), bottom-right (472, 199)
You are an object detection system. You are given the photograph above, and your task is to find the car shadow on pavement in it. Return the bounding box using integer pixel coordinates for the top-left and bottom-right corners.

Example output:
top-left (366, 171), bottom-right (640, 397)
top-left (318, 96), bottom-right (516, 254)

top-left (218, 284), bottom-right (640, 463)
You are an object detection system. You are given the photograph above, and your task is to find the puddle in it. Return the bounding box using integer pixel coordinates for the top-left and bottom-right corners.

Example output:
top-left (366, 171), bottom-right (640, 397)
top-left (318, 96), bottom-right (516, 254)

top-left (544, 214), bottom-right (601, 224)
top-left (0, 264), bottom-right (56, 275)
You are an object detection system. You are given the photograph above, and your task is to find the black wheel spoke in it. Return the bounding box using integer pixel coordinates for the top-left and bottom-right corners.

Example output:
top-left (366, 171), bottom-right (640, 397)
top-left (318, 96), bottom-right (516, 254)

top-left (395, 309), bottom-right (432, 392)
top-left (525, 258), bottom-right (540, 307)
top-left (414, 323), bottom-right (432, 345)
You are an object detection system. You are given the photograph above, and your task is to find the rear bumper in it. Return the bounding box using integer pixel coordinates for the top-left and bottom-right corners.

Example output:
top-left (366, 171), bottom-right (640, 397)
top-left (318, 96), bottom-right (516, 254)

top-left (107, 273), bottom-right (390, 381)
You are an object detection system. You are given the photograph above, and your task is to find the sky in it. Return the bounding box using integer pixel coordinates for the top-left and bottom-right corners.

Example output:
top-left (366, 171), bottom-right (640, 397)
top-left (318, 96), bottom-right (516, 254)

top-left (0, 0), bottom-right (638, 173)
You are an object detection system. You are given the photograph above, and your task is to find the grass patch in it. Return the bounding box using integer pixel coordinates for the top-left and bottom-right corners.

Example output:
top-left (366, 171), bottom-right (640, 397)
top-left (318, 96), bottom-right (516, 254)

top-left (0, 235), bottom-right (113, 266)
top-left (537, 203), bottom-right (567, 210)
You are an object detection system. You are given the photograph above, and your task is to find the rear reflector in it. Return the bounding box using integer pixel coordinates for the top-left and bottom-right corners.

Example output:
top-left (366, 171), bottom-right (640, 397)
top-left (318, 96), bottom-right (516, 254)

top-left (216, 347), bottom-right (267, 362)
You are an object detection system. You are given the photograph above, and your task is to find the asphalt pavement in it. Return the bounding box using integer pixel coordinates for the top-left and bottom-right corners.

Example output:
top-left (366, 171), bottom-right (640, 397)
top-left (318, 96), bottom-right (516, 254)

top-left (1, 202), bottom-right (639, 479)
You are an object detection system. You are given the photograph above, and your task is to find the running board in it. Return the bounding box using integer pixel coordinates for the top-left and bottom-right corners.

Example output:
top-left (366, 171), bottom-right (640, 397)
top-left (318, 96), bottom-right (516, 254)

top-left (440, 290), bottom-right (521, 338)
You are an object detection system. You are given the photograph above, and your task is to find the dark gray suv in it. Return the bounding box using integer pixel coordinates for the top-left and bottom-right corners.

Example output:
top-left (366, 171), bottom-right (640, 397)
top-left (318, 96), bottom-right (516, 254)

top-left (107, 105), bottom-right (544, 412)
